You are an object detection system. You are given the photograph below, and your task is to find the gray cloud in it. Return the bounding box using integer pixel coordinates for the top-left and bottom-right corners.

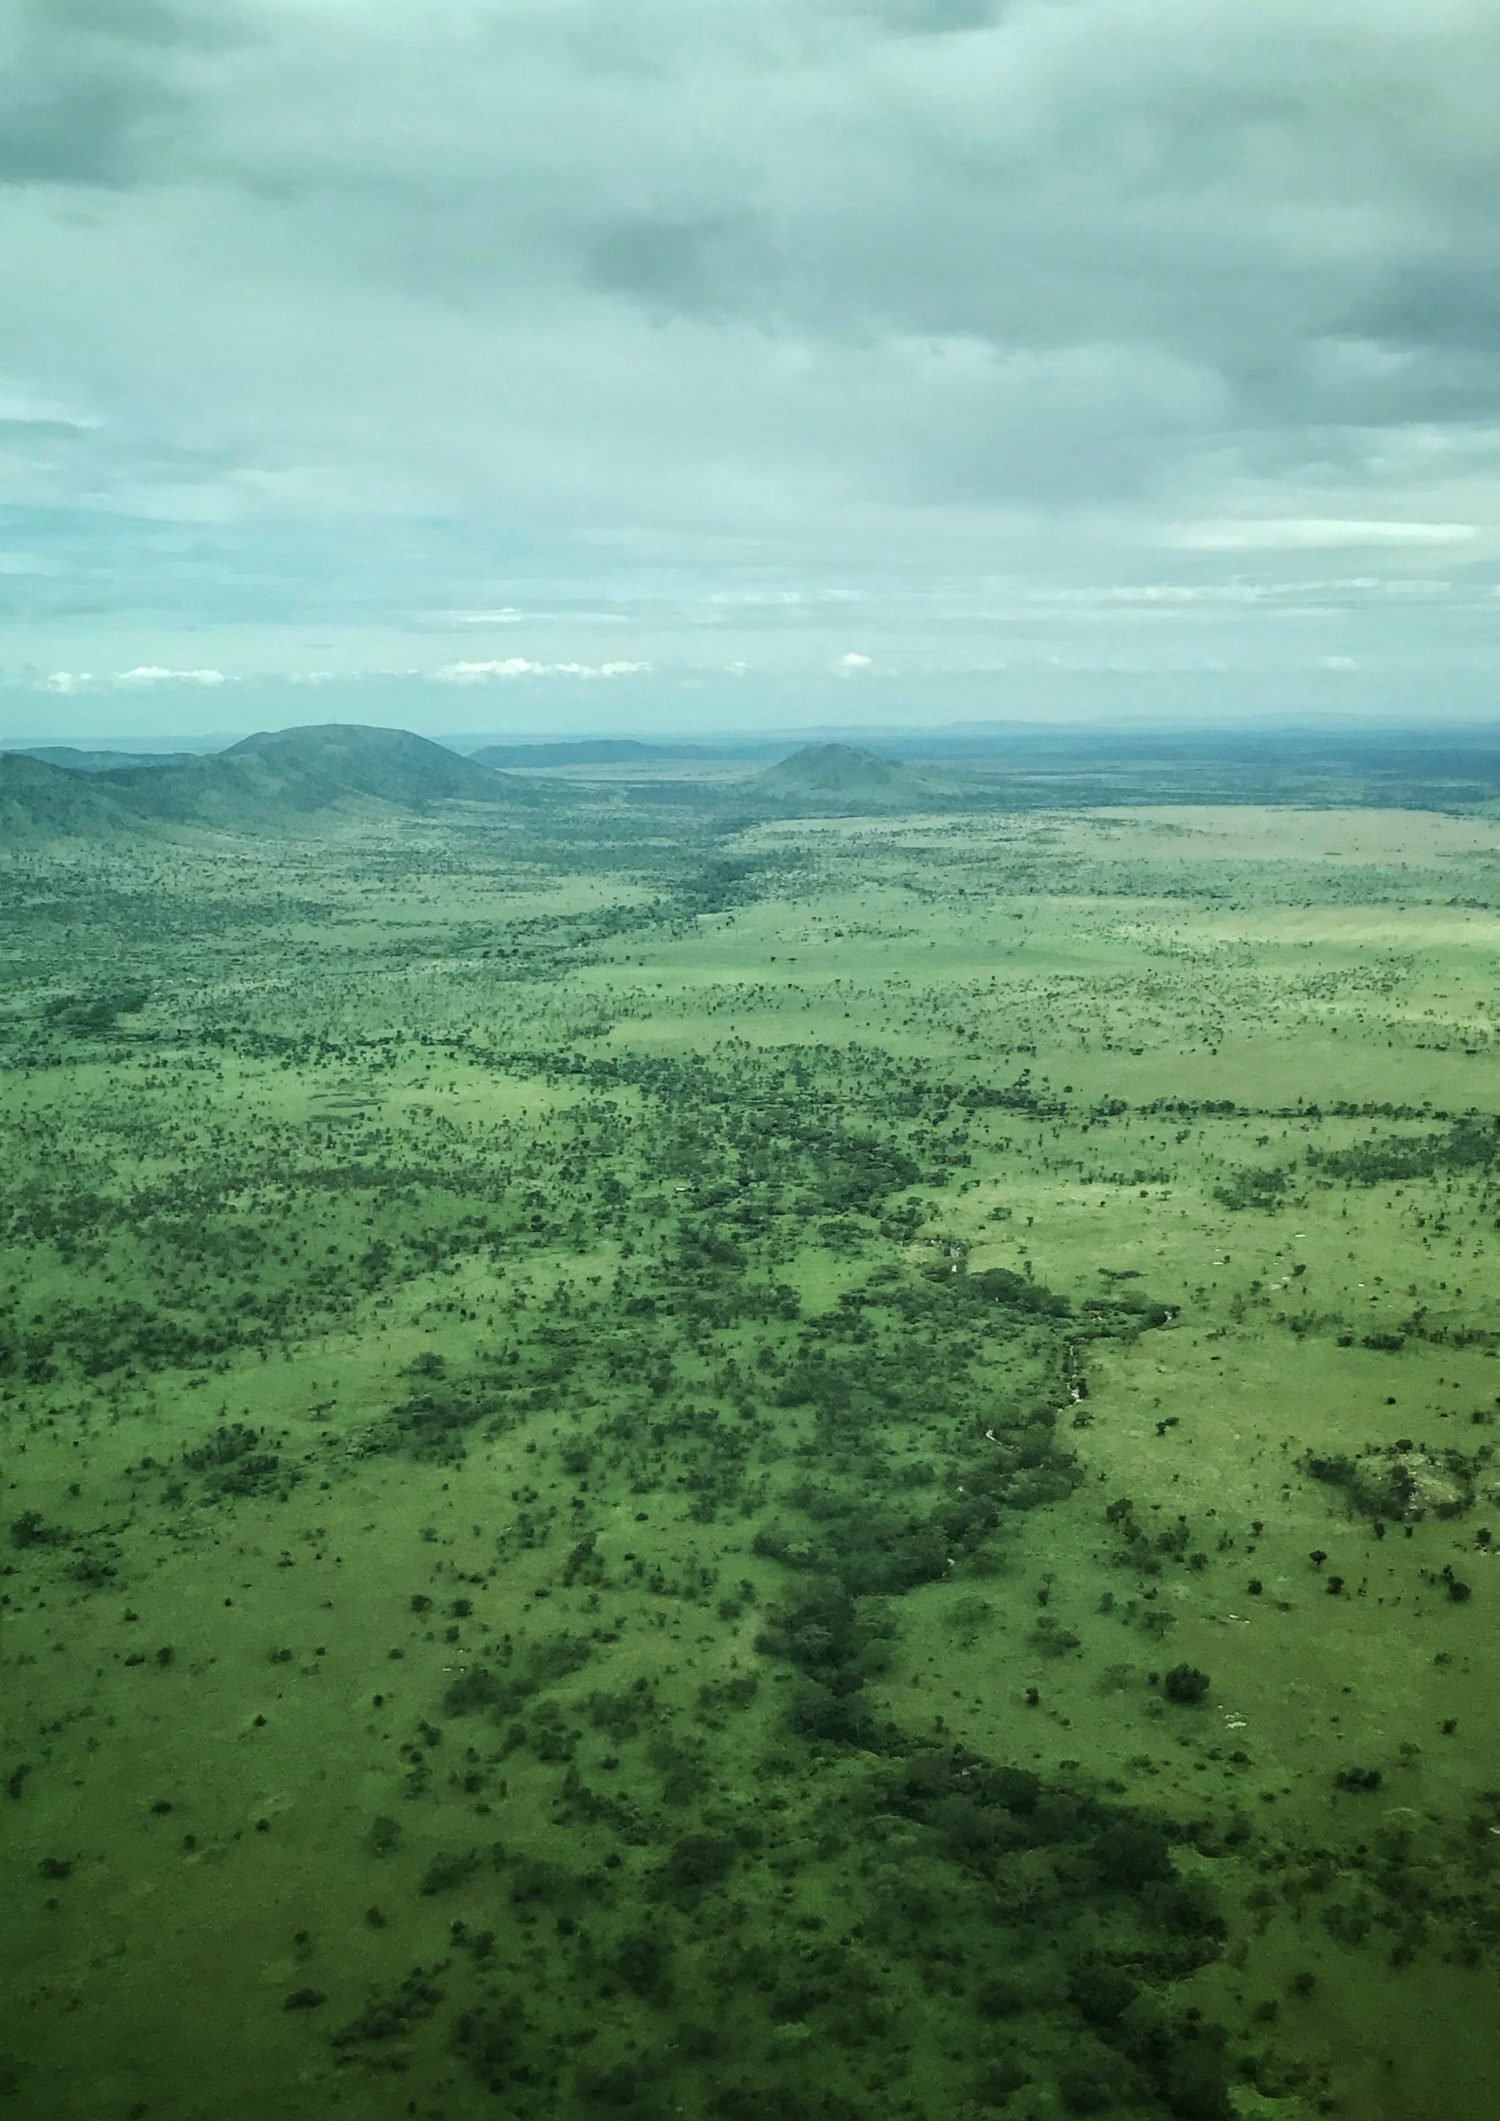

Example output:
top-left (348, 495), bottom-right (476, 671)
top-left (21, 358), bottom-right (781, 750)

top-left (0, 0), bottom-right (1497, 730)
top-left (0, 0), bottom-right (235, 186)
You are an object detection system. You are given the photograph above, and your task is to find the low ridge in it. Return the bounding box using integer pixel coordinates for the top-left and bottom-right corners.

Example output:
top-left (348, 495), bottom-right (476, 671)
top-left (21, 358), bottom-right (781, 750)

top-left (470, 738), bottom-right (666, 768)
top-left (15, 746), bottom-right (192, 773)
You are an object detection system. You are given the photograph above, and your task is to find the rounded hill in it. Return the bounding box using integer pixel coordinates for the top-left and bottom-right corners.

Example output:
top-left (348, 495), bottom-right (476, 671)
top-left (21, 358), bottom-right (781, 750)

top-left (104, 722), bottom-right (532, 825)
top-left (757, 742), bottom-right (935, 811)
top-left (1, 723), bottom-right (533, 838)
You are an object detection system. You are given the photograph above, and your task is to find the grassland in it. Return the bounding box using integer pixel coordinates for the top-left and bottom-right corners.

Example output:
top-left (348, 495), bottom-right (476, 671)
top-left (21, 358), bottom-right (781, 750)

top-left (2, 780), bottom-right (1498, 2121)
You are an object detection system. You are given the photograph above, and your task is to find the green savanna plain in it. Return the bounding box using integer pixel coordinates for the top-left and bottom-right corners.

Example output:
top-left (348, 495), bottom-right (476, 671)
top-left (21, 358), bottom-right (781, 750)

top-left (3, 780), bottom-right (1498, 2121)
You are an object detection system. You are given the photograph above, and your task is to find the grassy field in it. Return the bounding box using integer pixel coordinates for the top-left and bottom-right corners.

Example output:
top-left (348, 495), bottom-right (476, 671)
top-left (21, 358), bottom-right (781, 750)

top-left (2, 791), bottom-right (1498, 2121)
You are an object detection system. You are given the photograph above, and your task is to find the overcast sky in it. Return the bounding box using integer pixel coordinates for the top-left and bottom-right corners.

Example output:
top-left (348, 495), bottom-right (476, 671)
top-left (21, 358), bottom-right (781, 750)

top-left (2, 0), bottom-right (1498, 738)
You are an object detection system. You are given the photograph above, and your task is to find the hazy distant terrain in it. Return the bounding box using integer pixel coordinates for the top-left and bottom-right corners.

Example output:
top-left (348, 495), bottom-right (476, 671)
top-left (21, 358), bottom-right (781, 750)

top-left (10, 721), bottom-right (1499, 840)
top-left (470, 738), bottom-right (689, 768)
top-left (2, 727), bottom-right (1497, 2121)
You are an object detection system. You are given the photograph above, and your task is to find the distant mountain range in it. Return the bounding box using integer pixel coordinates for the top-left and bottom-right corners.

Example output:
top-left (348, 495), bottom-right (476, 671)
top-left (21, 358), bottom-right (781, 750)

top-left (0, 726), bottom-right (974, 841)
top-left (8, 719), bottom-right (1493, 844)
top-left (0, 723), bottom-right (534, 840)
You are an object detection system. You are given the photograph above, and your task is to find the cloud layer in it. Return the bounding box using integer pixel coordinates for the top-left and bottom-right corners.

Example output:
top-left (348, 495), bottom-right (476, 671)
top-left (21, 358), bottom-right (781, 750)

top-left (2, 0), bottom-right (1498, 731)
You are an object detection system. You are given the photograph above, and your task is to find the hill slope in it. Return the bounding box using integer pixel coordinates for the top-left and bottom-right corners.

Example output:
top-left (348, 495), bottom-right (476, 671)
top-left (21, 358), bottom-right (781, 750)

top-left (0, 752), bottom-right (145, 842)
top-left (104, 723), bottom-right (533, 826)
top-left (2, 725), bottom-right (536, 840)
top-left (757, 742), bottom-right (936, 811)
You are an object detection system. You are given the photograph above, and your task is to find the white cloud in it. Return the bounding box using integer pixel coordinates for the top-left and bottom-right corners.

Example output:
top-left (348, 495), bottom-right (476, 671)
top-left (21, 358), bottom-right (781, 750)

top-left (31, 665), bottom-right (230, 692)
top-left (434, 657), bottom-right (651, 682)
top-left (1166, 519), bottom-right (1480, 553)
top-left (116, 666), bottom-right (231, 685)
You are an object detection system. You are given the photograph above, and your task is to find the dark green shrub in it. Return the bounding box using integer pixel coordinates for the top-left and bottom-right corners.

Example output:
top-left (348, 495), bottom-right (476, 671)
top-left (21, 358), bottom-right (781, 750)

top-left (658, 1832), bottom-right (735, 1896)
top-left (1092, 1822), bottom-right (1173, 1888)
top-left (615, 1928), bottom-right (674, 2002)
